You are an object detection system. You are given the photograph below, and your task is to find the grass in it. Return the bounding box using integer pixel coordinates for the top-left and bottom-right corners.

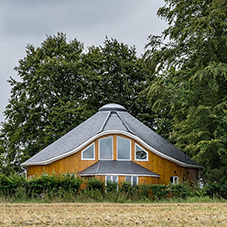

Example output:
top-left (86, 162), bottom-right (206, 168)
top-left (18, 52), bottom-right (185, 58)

top-left (0, 202), bottom-right (227, 226)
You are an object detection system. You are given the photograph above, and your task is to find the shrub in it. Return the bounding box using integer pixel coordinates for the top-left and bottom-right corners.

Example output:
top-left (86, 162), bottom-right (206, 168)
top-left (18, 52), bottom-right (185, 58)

top-left (0, 173), bottom-right (27, 197)
top-left (26, 173), bottom-right (83, 198)
top-left (150, 184), bottom-right (168, 200)
top-left (119, 181), bottom-right (133, 194)
top-left (86, 177), bottom-right (104, 193)
top-left (168, 181), bottom-right (192, 199)
top-left (203, 168), bottom-right (227, 199)
top-left (138, 183), bottom-right (152, 198)
top-left (106, 181), bottom-right (118, 193)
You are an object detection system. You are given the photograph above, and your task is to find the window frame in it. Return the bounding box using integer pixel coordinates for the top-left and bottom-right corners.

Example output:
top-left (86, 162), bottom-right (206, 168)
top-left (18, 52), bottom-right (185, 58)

top-left (99, 136), bottom-right (113, 160)
top-left (125, 176), bottom-right (138, 186)
top-left (105, 175), bottom-right (118, 191)
top-left (117, 136), bottom-right (131, 161)
top-left (170, 176), bottom-right (179, 184)
top-left (135, 143), bottom-right (148, 161)
top-left (105, 175), bottom-right (118, 185)
top-left (81, 143), bottom-right (95, 160)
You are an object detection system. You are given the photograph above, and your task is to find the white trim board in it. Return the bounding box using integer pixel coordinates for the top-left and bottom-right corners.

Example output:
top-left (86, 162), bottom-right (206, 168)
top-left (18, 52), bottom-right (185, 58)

top-left (22, 130), bottom-right (201, 168)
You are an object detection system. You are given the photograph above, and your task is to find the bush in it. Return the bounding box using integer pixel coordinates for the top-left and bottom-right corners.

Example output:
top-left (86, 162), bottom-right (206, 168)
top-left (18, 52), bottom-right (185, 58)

top-left (150, 184), bottom-right (168, 200)
top-left (203, 168), bottom-right (227, 199)
top-left (106, 181), bottom-right (118, 193)
top-left (86, 177), bottom-right (104, 193)
top-left (0, 173), bottom-right (220, 202)
top-left (0, 173), bottom-right (27, 197)
top-left (27, 173), bottom-right (83, 198)
top-left (168, 181), bottom-right (192, 199)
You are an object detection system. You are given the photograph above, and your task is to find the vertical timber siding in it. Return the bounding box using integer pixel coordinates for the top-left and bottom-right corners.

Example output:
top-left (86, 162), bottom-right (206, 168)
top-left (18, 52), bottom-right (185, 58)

top-left (27, 134), bottom-right (199, 185)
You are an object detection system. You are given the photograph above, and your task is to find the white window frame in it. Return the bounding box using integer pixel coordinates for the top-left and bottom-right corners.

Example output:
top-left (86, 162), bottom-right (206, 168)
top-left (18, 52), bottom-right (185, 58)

top-left (81, 143), bottom-right (95, 160)
top-left (99, 136), bottom-right (113, 160)
top-left (105, 175), bottom-right (118, 185)
top-left (125, 176), bottom-right (138, 186)
top-left (135, 143), bottom-right (148, 161)
top-left (170, 176), bottom-right (179, 184)
top-left (117, 136), bottom-right (131, 161)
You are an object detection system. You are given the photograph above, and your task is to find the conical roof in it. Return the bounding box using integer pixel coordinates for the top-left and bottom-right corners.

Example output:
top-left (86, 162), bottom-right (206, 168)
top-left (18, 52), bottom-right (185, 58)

top-left (22, 104), bottom-right (202, 168)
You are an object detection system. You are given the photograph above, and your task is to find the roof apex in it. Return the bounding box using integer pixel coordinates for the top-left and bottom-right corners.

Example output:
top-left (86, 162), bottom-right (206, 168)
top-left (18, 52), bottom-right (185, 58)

top-left (99, 103), bottom-right (127, 112)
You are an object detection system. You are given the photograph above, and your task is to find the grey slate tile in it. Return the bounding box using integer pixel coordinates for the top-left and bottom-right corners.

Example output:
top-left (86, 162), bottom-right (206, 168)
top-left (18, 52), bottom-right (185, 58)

top-left (22, 103), bottom-right (202, 168)
top-left (80, 160), bottom-right (160, 177)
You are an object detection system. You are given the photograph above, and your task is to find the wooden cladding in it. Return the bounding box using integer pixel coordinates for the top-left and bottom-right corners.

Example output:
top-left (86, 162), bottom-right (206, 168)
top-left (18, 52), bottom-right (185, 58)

top-left (27, 134), bottom-right (199, 185)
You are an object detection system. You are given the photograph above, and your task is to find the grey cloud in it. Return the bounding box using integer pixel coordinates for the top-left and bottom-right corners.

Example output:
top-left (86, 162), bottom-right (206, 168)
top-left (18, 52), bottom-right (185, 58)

top-left (0, 0), bottom-right (166, 123)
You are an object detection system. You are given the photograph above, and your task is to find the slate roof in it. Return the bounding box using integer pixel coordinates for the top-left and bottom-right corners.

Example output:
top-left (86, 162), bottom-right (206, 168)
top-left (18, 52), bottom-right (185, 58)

top-left (22, 103), bottom-right (202, 168)
top-left (80, 160), bottom-right (160, 177)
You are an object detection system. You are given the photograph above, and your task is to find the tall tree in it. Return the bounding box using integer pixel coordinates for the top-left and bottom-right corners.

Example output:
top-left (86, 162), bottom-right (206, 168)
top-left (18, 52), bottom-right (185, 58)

top-left (82, 38), bottom-right (154, 127)
top-left (0, 33), bottom-right (152, 174)
top-left (144, 0), bottom-right (227, 174)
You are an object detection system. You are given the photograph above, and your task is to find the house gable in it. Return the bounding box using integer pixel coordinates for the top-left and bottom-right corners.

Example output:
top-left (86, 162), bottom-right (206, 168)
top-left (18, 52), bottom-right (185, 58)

top-left (26, 133), bottom-right (200, 185)
top-left (22, 103), bottom-right (202, 185)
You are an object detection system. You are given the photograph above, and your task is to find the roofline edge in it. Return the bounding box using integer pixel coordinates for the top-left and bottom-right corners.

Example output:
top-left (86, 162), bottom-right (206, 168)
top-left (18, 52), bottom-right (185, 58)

top-left (21, 130), bottom-right (203, 169)
top-left (80, 173), bottom-right (160, 177)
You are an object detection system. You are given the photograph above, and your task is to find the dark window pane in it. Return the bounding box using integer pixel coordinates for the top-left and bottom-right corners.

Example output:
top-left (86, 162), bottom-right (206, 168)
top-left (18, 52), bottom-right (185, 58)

top-left (106, 176), bottom-right (111, 182)
top-left (133, 176), bottom-right (137, 186)
top-left (135, 145), bottom-right (147, 160)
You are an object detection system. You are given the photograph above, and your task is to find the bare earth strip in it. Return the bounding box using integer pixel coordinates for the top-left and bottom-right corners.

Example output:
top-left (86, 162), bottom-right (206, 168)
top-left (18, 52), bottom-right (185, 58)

top-left (0, 203), bottom-right (226, 226)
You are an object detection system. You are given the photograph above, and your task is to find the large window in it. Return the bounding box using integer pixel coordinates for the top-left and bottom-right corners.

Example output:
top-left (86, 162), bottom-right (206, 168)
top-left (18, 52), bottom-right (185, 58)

top-left (117, 136), bottom-right (131, 160)
top-left (135, 144), bottom-right (148, 161)
top-left (99, 137), bottom-right (113, 160)
top-left (126, 176), bottom-right (138, 186)
top-left (81, 143), bottom-right (95, 160)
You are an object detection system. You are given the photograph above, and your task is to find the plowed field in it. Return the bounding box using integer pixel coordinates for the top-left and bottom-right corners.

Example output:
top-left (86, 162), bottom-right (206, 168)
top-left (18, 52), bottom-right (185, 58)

top-left (0, 203), bottom-right (226, 226)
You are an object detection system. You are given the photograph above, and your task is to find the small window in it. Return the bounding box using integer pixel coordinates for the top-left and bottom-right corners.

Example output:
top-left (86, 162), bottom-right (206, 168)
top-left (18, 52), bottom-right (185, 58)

top-left (99, 137), bottom-right (113, 160)
top-left (170, 176), bottom-right (178, 184)
top-left (135, 144), bottom-right (148, 161)
top-left (81, 143), bottom-right (95, 160)
top-left (125, 176), bottom-right (138, 186)
top-left (117, 136), bottom-right (131, 160)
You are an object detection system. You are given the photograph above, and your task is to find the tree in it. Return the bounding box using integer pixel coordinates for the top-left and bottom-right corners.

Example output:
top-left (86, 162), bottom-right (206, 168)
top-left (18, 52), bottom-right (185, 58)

top-left (0, 33), bottom-right (153, 174)
top-left (81, 38), bottom-right (154, 127)
top-left (144, 0), bottom-right (227, 175)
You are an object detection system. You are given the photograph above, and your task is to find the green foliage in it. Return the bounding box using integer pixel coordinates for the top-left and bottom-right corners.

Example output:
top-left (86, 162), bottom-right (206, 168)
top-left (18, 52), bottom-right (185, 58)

top-left (27, 173), bottom-right (83, 198)
top-left (86, 177), bottom-right (105, 193)
top-left (0, 172), bottom-right (83, 201)
top-left (168, 181), bottom-right (192, 199)
top-left (0, 173), bottom-right (27, 197)
top-left (119, 181), bottom-right (138, 195)
top-left (0, 174), bottom-right (226, 202)
top-left (203, 168), bottom-right (227, 199)
top-left (143, 0), bottom-right (227, 185)
top-left (106, 180), bottom-right (118, 193)
top-left (149, 184), bottom-right (168, 200)
top-left (0, 33), bottom-right (153, 174)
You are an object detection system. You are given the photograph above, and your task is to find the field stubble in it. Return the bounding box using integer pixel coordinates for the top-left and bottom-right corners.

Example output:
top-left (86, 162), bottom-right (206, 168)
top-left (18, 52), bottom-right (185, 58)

top-left (0, 203), bottom-right (226, 226)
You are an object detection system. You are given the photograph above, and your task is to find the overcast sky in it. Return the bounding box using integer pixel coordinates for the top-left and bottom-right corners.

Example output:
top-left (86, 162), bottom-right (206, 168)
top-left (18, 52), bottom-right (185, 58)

top-left (0, 0), bottom-right (167, 124)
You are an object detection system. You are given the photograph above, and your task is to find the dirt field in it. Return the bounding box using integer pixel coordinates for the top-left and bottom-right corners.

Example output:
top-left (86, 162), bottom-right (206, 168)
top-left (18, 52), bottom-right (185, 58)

top-left (0, 203), bottom-right (226, 226)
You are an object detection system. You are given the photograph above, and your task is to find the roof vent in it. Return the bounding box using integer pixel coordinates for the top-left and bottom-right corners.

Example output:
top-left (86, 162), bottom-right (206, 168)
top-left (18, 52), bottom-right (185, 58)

top-left (99, 103), bottom-right (127, 112)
